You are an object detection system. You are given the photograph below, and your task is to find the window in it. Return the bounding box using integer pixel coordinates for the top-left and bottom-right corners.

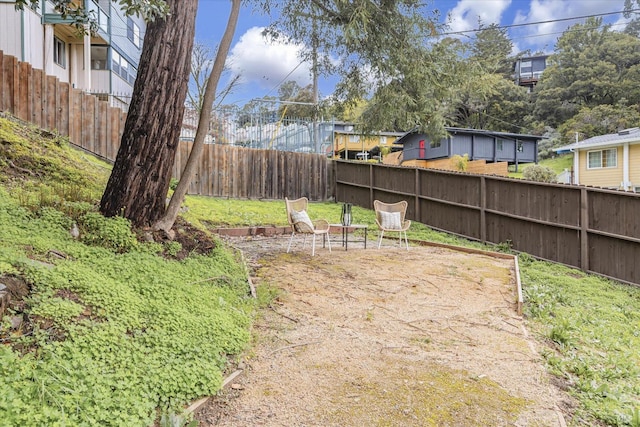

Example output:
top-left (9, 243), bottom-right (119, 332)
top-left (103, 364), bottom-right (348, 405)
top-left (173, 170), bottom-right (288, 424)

top-left (120, 59), bottom-right (129, 80)
top-left (127, 17), bottom-right (141, 48)
top-left (519, 60), bottom-right (532, 75)
top-left (497, 139), bottom-right (504, 151)
top-left (91, 46), bottom-right (108, 70)
top-left (349, 135), bottom-right (360, 142)
top-left (53, 36), bottom-right (66, 68)
top-left (128, 67), bottom-right (137, 85)
top-left (587, 148), bottom-right (617, 169)
top-left (111, 50), bottom-right (120, 74)
top-left (98, 9), bottom-right (109, 33)
top-left (517, 141), bottom-right (524, 152)
top-left (430, 139), bottom-right (441, 148)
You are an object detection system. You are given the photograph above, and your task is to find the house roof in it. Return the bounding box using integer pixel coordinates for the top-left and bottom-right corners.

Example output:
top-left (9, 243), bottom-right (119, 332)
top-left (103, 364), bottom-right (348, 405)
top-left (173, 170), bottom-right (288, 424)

top-left (394, 127), bottom-right (545, 145)
top-left (555, 128), bottom-right (640, 153)
top-left (333, 129), bottom-right (405, 137)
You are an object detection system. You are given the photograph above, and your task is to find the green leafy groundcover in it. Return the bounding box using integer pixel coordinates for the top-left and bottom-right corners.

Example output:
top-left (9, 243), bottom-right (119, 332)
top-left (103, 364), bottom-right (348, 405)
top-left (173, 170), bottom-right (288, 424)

top-left (0, 189), bottom-right (254, 426)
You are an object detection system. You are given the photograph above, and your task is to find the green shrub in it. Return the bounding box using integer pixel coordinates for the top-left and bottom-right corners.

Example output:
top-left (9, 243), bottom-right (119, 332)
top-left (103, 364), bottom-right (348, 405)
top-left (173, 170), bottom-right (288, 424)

top-left (79, 212), bottom-right (138, 252)
top-left (522, 164), bottom-right (557, 183)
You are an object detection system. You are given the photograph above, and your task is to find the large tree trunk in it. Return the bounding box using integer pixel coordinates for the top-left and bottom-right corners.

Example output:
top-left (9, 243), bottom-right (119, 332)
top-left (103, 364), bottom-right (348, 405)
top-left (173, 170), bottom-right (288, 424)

top-left (154, 0), bottom-right (241, 233)
top-left (100, 0), bottom-right (198, 227)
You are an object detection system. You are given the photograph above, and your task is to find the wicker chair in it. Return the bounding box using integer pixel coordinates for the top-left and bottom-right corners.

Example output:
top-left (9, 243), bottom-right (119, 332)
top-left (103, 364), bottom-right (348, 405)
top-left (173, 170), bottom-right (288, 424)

top-left (374, 200), bottom-right (411, 249)
top-left (285, 197), bottom-right (332, 256)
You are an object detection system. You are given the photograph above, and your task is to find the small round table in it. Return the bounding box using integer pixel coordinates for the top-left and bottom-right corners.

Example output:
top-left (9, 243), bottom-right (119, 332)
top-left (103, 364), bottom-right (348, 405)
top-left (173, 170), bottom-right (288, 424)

top-left (330, 224), bottom-right (368, 250)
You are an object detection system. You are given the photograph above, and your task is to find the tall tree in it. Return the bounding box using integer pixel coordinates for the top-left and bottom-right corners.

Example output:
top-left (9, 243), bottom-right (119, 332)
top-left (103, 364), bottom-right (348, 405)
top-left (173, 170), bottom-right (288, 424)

top-left (470, 23), bottom-right (514, 77)
top-left (262, 0), bottom-right (455, 137)
top-left (187, 41), bottom-right (240, 113)
top-left (100, 0), bottom-right (198, 227)
top-left (449, 25), bottom-right (535, 133)
top-left (153, 0), bottom-right (241, 233)
top-left (278, 83), bottom-right (316, 118)
top-left (534, 17), bottom-right (640, 127)
top-left (187, 42), bottom-right (215, 113)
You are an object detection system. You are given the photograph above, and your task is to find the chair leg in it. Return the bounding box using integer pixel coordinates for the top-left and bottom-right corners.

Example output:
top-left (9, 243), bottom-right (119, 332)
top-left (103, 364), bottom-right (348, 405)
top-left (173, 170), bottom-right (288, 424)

top-left (287, 232), bottom-right (295, 253)
top-left (312, 234), bottom-right (316, 256)
top-left (326, 232), bottom-right (332, 253)
top-left (403, 231), bottom-right (409, 250)
top-left (377, 230), bottom-right (384, 249)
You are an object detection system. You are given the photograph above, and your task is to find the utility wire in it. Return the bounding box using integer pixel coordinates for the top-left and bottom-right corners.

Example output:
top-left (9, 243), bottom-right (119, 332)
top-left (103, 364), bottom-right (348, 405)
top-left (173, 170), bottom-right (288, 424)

top-left (439, 9), bottom-right (638, 37)
top-left (260, 59), bottom-right (307, 98)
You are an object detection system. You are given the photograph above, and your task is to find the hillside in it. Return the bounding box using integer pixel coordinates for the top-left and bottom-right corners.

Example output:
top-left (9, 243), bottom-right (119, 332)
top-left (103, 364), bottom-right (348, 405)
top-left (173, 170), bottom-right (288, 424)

top-left (0, 114), bottom-right (255, 425)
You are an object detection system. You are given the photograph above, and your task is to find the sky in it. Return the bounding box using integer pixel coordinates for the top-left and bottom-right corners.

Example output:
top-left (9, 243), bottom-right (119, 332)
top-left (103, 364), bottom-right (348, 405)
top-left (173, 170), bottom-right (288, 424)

top-left (194, 0), bottom-right (634, 108)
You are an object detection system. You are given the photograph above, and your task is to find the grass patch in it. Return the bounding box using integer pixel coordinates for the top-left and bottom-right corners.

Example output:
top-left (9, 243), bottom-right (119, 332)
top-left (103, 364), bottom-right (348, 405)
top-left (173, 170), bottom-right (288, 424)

top-left (520, 254), bottom-right (640, 426)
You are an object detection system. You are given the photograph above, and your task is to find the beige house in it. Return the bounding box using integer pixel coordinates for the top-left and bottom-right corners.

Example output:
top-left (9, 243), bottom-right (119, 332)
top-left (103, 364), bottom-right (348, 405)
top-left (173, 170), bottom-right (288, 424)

top-left (555, 128), bottom-right (640, 192)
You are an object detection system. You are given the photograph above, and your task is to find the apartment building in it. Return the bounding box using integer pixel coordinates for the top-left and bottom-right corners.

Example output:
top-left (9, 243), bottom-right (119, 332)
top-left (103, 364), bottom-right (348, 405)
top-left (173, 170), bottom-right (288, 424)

top-left (0, 0), bottom-right (145, 109)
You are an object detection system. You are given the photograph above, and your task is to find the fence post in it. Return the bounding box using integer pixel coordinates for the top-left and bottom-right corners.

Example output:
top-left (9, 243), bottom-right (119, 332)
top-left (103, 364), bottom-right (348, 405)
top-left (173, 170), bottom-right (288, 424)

top-left (414, 168), bottom-right (420, 222)
top-left (369, 163), bottom-right (374, 209)
top-left (580, 187), bottom-right (589, 271)
top-left (480, 175), bottom-right (486, 243)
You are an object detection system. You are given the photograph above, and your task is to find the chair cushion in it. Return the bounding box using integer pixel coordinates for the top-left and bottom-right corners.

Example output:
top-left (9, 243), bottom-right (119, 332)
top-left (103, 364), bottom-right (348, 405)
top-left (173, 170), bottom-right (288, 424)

top-left (291, 209), bottom-right (314, 232)
top-left (380, 211), bottom-right (402, 230)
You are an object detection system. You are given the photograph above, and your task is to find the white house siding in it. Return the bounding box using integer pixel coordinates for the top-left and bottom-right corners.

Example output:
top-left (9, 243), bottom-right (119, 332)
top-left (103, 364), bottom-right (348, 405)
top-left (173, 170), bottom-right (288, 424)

top-left (0, 4), bottom-right (24, 62)
top-left (630, 144), bottom-right (640, 189)
top-left (91, 69), bottom-right (110, 93)
top-left (50, 31), bottom-right (71, 84)
top-left (0, 0), bottom-right (44, 69)
top-left (111, 72), bottom-right (132, 96)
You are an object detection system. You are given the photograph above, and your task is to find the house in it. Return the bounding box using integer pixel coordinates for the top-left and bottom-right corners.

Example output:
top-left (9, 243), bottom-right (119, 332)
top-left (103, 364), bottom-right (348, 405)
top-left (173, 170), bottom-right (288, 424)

top-left (0, 0), bottom-right (145, 110)
top-left (555, 128), bottom-right (640, 192)
top-left (330, 122), bottom-right (403, 160)
top-left (393, 127), bottom-right (541, 174)
top-left (513, 55), bottom-right (549, 91)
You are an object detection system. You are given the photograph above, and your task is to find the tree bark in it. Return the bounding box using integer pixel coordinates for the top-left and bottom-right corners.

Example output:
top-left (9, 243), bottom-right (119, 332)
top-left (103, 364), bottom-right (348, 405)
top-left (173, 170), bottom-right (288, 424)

top-left (153, 0), bottom-right (241, 233)
top-left (100, 0), bottom-right (198, 227)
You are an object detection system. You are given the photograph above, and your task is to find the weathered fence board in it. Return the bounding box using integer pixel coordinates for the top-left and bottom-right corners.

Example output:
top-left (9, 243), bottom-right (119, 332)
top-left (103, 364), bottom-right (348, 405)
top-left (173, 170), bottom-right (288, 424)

top-left (335, 160), bottom-right (640, 286)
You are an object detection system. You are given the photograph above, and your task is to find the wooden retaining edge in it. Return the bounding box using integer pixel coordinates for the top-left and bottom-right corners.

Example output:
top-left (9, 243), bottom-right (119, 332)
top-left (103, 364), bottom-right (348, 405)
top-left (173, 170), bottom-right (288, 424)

top-left (185, 369), bottom-right (244, 415)
top-left (213, 226), bottom-right (525, 315)
top-left (411, 238), bottom-right (524, 316)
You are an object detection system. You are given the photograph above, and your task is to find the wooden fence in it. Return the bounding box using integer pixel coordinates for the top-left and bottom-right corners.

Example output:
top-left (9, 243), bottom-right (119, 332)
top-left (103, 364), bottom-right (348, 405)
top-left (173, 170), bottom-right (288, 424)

top-left (6, 48), bottom-right (639, 285)
top-left (0, 50), bottom-right (333, 201)
top-left (335, 161), bottom-right (640, 286)
top-left (173, 143), bottom-right (333, 201)
top-left (0, 50), bottom-right (127, 161)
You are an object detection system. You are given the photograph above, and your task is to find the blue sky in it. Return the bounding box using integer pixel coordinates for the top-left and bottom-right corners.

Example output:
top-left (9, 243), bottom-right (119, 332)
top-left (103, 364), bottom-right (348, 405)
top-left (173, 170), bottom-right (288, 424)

top-left (195, 0), bottom-right (633, 107)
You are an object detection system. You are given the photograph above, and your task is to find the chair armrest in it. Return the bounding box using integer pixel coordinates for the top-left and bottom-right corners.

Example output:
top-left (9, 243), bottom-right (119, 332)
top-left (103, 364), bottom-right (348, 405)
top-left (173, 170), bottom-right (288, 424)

top-left (402, 220), bottom-right (411, 230)
top-left (313, 219), bottom-right (330, 231)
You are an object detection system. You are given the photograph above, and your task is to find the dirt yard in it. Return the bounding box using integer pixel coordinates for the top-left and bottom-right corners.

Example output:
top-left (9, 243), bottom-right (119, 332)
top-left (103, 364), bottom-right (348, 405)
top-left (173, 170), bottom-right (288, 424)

top-left (194, 235), bottom-right (574, 426)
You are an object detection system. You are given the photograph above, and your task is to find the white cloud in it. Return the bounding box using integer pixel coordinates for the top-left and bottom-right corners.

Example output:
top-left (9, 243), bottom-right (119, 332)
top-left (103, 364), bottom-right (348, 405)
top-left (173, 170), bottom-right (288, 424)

top-left (227, 27), bottom-right (312, 91)
top-left (511, 0), bottom-right (629, 53)
top-left (446, 0), bottom-right (512, 33)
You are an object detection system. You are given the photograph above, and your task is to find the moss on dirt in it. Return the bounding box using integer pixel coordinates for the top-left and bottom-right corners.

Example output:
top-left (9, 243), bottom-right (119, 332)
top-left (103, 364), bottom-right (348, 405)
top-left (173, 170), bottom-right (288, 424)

top-left (324, 364), bottom-right (528, 426)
